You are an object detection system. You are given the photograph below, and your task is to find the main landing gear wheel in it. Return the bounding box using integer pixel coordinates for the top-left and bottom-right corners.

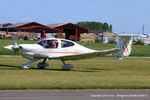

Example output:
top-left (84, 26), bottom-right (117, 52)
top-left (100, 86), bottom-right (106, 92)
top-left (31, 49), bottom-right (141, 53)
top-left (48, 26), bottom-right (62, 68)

top-left (22, 64), bottom-right (34, 69)
top-left (37, 58), bottom-right (49, 69)
top-left (62, 64), bottom-right (74, 71)
top-left (37, 62), bottom-right (49, 69)
top-left (61, 59), bottom-right (74, 71)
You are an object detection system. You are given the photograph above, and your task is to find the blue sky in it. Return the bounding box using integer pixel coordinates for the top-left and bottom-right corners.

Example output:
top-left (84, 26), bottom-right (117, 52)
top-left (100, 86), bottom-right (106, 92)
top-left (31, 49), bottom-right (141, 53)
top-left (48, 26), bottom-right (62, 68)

top-left (0, 0), bottom-right (150, 34)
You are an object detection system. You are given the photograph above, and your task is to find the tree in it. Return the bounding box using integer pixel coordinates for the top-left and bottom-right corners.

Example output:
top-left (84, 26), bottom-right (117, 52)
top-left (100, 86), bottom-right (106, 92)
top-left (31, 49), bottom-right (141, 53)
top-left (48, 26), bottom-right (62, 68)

top-left (109, 24), bottom-right (112, 32)
top-left (77, 21), bottom-right (112, 32)
top-left (103, 22), bottom-right (109, 31)
top-left (77, 21), bottom-right (103, 30)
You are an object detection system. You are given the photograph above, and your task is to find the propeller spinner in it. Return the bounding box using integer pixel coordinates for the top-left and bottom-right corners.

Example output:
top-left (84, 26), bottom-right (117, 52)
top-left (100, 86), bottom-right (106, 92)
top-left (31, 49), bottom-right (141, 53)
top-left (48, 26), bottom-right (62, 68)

top-left (11, 37), bottom-right (22, 51)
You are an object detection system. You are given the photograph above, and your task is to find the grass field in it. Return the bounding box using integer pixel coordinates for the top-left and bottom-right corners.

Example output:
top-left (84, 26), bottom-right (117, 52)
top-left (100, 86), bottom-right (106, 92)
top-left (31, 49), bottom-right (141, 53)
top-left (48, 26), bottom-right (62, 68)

top-left (0, 39), bottom-right (150, 56)
top-left (0, 55), bottom-right (150, 89)
top-left (0, 39), bottom-right (150, 89)
top-left (0, 39), bottom-right (35, 55)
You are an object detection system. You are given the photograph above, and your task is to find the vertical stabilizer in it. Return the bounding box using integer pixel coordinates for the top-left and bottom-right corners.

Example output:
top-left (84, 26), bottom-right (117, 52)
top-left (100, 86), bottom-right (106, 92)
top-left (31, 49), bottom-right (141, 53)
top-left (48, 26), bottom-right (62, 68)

top-left (104, 34), bottom-right (145, 59)
top-left (115, 36), bottom-right (132, 56)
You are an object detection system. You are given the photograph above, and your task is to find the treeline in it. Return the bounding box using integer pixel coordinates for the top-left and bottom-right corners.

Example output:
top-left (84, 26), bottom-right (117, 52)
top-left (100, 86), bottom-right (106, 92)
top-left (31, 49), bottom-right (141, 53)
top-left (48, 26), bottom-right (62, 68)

top-left (77, 21), bottom-right (112, 32)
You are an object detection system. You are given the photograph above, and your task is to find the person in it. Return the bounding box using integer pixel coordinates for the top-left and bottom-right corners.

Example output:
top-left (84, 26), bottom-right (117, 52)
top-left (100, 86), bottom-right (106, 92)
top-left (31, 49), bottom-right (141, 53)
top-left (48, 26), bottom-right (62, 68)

top-left (43, 40), bottom-right (48, 48)
top-left (51, 41), bottom-right (56, 48)
top-left (49, 41), bottom-right (56, 48)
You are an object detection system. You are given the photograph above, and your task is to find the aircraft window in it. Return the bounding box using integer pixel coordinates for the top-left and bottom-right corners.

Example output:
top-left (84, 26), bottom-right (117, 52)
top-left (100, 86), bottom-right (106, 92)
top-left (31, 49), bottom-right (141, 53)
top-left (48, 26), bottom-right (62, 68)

top-left (36, 40), bottom-right (58, 48)
top-left (61, 40), bottom-right (74, 48)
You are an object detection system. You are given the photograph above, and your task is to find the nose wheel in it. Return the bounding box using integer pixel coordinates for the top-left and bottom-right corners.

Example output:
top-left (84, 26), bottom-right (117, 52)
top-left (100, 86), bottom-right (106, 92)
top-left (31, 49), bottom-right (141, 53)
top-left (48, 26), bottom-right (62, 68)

top-left (22, 64), bottom-right (34, 69)
top-left (22, 59), bottom-right (38, 69)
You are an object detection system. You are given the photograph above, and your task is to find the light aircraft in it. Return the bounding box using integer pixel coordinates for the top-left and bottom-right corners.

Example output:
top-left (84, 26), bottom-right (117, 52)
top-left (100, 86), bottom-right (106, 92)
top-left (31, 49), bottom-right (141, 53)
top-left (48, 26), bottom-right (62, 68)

top-left (4, 34), bottom-right (144, 70)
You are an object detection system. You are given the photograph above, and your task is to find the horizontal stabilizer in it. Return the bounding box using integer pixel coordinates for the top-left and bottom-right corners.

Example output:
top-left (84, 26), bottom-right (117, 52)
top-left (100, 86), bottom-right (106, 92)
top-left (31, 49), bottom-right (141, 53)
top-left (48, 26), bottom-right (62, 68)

top-left (114, 34), bottom-right (146, 37)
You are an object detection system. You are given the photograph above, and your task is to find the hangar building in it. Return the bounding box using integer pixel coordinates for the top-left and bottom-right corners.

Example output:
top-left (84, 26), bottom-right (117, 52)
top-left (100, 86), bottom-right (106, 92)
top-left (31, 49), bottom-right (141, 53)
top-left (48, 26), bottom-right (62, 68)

top-left (0, 22), bottom-right (89, 40)
top-left (47, 23), bottom-right (89, 40)
top-left (0, 22), bottom-right (59, 38)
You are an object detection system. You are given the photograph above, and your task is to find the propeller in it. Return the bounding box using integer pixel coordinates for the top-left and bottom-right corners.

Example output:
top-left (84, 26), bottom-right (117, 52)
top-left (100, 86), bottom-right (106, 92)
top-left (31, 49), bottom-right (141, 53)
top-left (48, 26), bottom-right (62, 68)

top-left (13, 36), bottom-right (18, 47)
top-left (12, 36), bottom-right (22, 51)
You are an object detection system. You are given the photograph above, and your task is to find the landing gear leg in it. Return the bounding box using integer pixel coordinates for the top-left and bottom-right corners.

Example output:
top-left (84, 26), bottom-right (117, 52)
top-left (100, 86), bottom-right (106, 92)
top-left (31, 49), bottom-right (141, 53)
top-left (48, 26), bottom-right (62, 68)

top-left (61, 59), bottom-right (66, 65)
top-left (61, 59), bottom-right (74, 71)
top-left (37, 58), bottom-right (49, 69)
top-left (22, 59), bottom-right (38, 69)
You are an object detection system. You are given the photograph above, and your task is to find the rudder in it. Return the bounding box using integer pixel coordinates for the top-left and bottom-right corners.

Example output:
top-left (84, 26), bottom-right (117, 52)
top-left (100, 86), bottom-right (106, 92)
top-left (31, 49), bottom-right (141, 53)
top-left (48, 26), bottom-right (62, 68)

top-left (115, 36), bottom-right (132, 56)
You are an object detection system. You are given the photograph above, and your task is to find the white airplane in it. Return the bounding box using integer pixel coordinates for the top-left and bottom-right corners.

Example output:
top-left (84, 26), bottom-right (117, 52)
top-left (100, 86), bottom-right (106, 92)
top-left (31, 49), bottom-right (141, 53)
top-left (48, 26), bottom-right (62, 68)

top-left (4, 34), bottom-right (144, 70)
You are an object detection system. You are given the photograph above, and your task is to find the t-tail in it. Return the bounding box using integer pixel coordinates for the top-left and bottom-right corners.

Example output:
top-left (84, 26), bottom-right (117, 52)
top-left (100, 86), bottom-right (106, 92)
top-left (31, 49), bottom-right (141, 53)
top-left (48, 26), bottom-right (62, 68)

top-left (106, 34), bottom-right (146, 59)
top-left (115, 35), bottom-right (132, 56)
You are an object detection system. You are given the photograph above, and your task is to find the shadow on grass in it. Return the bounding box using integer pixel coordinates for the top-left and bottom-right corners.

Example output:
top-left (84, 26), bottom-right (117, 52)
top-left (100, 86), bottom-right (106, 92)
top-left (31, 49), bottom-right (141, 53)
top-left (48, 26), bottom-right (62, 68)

top-left (44, 68), bottom-right (112, 72)
top-left (31, 68), bottom-right (99, 72)
top-left (75, 68), bottom-right (112, 72)
top-left (0, 64), bottom-right (112, 72)
top-left (0, 64), bottom-right (20, 68)
top-left (0, 64), bottom-right (21, 70)
top-left (87, 68), bottom-right (112, 71)
top-left (72, 69), bottom-right (101, 72)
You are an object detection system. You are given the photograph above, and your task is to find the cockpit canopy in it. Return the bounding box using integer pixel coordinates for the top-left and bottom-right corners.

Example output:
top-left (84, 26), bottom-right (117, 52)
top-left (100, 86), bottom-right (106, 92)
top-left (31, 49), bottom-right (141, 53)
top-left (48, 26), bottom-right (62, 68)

top-left (36, 39), bottom-right (75, 49)
top-left (61, 40), bottom-right (74, 48)
top-left (36, 40), bottom-right (58, 48)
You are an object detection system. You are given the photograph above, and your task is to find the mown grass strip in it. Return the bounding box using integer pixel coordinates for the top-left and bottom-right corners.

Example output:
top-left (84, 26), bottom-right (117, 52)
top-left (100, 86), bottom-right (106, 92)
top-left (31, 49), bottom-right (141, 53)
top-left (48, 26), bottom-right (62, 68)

top-left (0, 56), bottom-right (150, 89)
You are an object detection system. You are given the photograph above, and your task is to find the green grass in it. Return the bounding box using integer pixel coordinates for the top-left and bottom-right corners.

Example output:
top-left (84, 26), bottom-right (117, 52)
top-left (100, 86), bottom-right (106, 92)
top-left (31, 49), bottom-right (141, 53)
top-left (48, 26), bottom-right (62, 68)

top-left (0, 55), bottom-right (150, 89)
top-left (0, 39), bottom-right (150, 56)
top-left (130, 45), bottom-right (150, 56)
top-left (0, 39), bottom-right (37, 55)
top-left (0, 39), bottom-right (150, 89)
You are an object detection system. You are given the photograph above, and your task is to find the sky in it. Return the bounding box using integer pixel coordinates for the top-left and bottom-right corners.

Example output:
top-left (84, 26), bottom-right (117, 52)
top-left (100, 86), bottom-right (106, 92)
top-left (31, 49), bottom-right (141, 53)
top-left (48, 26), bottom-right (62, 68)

top-left (0, 0), bottom-right (150, 34)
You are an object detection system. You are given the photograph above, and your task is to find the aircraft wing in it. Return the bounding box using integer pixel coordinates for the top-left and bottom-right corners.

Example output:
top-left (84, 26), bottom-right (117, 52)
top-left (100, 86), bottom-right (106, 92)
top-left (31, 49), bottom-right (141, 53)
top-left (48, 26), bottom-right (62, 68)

top-left (51, 48), bottom-right (120, 60)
